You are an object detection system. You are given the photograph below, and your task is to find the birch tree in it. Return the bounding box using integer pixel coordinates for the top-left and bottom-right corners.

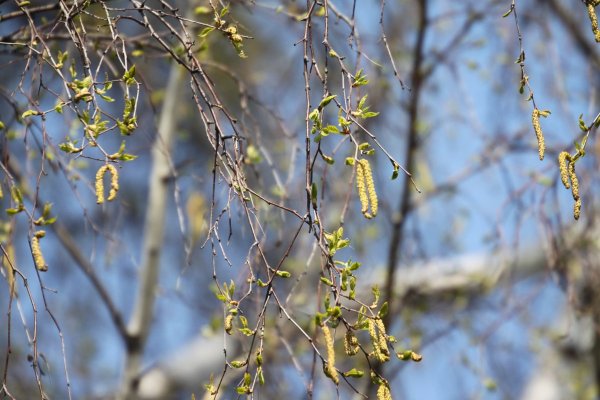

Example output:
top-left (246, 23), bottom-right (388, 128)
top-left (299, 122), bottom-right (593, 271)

top-left (1, 1), bottom-right (600, 399)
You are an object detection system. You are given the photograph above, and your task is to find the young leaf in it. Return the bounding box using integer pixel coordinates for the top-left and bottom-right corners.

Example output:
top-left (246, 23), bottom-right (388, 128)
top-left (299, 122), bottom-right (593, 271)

top-left (318, 94), bottom-right (337, 110)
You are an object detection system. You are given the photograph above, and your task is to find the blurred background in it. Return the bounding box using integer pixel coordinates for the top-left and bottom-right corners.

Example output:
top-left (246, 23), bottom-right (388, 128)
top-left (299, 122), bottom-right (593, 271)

top-left (1, 0), bottom-right (600, 399)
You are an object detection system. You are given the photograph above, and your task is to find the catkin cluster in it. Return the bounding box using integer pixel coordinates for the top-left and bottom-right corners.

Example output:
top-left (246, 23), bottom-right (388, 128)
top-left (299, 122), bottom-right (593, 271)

top-left (344, 329), bottom-right (359, 356)
top-left (356, 158), bottom-right (378, 219)
top-left (531, 109), bottom-right (546, 160)
top-left (368, 318), bottom-right (390, 362)
top-left (321, 324), bottom-right (339, 384)
top-left (588, 2), bottom-right (600, 42)
top-left (95, 164), bottom-right (119, 204)
top-left (558, 151), bottom-right (581, 220)
top-left (32, 230), bottom-right (48, 272)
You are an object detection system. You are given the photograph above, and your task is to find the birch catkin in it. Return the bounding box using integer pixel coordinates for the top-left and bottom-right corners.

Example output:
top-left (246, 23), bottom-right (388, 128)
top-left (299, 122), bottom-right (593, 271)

top-left (344, 329), bottom-right (359, 356)
top-left (96, 164), bottom-right (119, 204)
top-left (375, 318), bottom-right (390, 361)
top-left (356, 158), bottom-right (378, 219)
top-left (32, 230), bottom-right (47, 272)
top-left (377, 381), bottom-right (392, 400)
top-left (368, 318), bottom-right (390, 362)
top-left (569, 162), bottom-right (581, 220)
top-left (588, 3), bottom-right (600, 42)
top-left (531, 109), bottom-right (545, 160)
top-left (559, 153), bottom-right (582, 220)
top-left (321, 324), bottom-right (339, 384)
top-left (558, 151), bottom-right (571, 189)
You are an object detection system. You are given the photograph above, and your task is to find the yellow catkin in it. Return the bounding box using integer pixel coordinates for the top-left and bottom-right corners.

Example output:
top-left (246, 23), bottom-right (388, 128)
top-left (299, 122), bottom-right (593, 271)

top-left (224, 314), bottom-right (234, 335)
top-left (31, 234), bottom-right (47, 272)
top-left (375, 318), bottom-right (390, 361)
top-left (356, 159), bottom-right (378, 219)
top-left (531, 109), bottom-right (545, 160)
top-left (344, 329), bottom-right (359, 356)
top-left (95, 165), bottom-right (108, 204)
top-left (321, 324), bottom-right (339, 384)
top-left (568, 162), bottom-right (579, 201)
top-left (588, 3), bottom-right (600, 42)
top-left (95, 164), bottom-right (119, 204)
top-left (368, 318), bottom-right (378, 353)
top-left (106, 164), bottom-right (119, 201)
top-left (377, 382), bottom-right (392, 400)
top-left (356, 160), bottom-right (369, 215)
top-left (574, 197), bottom-right (582, 220)
top-left (368, 318), bottom-right (389, 362)
top-left (558, 151), bottom-right (571, 189)
top-left (567, 162), bottom-right (581, 220)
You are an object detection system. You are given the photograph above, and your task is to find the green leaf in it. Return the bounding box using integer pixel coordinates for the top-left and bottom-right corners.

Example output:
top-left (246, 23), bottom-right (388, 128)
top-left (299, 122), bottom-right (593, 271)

top-left (258, 367), bottom-right (265, 385)
top-left (276, 270), bottom-right (291, 278)
top-left (328, 306), bottom-right (342, 318)
top-left (238, 328), bottom-right (255, 336)
top-left (199, 26), bottom-right (215, 38)
top-left (502, 7), bottom-right (513, 18)
top-left (352, 69), bottom-right (369, 87)
top-left (10, 186), bottom-right (23, 204)
top-left (345, 157), bottom-right (355, 166)
top-left (336, 239), bottom-right (349, 250)
top-left (58, 142), bottom-right (83, 153)
top-left (322, 125), bottom-right (340, 134)
top-left (123, 65), bottom-right (136, 85)
top-left (195, 6), bottom-right (211, 15)
top-left (246, 144), bottom-right (262, 164)
top-left (371, 285), bottom-right (380, 308)
top-left (320, 277), bottom-right (333, 286)
top-left (515, 50), bottom-right (525, 64)
top-left (538, 109), bottom-right (551, 118)
top-left (98, 93), bottom-right (115, 102)
top-left (378, 302), bottom-right (388, 318)
top-left (257, 279), bottom-right (267, 287)
top-left (21, 110), bottom-right (39, 119)
top-left (230, 360), bottom-right (246, 368)
top-left (119, 153), bottom-right (138, 162)
top-left (361, 111), bottom-right (379, 119)
top-left (322, 154), bottom-right (334, 165)
top-left (358, 95), bottom-right (367, 110)
top-left (391, 162), bottom-right (400, 180)
top-left (343, 368), bottom-right (364, 378)
top-left (318, 94), bottom-right (337, 110)
top-left (349, 261), bottom-right (361, 271)
top-left (579, 114), bottom-right (588, 131)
